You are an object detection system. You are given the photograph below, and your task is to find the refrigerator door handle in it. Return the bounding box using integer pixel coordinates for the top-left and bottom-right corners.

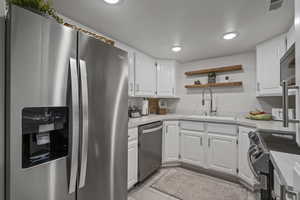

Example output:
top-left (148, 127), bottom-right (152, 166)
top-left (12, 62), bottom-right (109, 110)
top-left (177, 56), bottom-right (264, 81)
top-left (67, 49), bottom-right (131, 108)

top-left (78, 59), bottom-right (89, 189)
top-left (69, 58), bottom-right (80, 194)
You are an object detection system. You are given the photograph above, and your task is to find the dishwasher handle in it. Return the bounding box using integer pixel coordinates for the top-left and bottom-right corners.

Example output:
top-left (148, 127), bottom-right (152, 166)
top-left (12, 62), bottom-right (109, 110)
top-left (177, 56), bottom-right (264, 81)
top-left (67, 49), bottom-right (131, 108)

top-left (142, 125), bottom-right (163, 134)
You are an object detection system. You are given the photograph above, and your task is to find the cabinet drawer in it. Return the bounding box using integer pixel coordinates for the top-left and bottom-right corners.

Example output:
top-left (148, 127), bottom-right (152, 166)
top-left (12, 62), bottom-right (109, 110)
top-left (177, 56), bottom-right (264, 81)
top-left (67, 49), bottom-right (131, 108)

top-left (180, 129), bottom-right (204, 137)
top-left (128, 127), bottom-right (138, 141)
top-left (180, 121), bottom-right (205, 131)
top-left (207, 123), bottom-right (237, 136)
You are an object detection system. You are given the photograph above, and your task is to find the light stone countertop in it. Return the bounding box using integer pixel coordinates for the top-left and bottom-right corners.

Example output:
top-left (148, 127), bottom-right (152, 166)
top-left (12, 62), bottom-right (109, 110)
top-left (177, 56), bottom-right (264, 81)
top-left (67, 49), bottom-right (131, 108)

top-left (270, 151), bottom-right (300, 190)
top-left (128, 114), bottom-right (297, 134)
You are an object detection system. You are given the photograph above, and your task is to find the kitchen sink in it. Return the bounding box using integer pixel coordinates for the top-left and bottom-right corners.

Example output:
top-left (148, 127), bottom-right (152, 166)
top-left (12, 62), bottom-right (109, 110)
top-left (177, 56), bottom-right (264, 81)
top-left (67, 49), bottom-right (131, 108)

top-left (186, 115), bottom-right (236, 122)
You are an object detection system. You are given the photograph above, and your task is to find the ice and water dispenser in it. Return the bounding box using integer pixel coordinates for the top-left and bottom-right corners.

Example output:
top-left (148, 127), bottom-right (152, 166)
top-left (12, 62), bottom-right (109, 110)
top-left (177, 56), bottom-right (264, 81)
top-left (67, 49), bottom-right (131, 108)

top-left (22, 107), bottom-right (69, 168)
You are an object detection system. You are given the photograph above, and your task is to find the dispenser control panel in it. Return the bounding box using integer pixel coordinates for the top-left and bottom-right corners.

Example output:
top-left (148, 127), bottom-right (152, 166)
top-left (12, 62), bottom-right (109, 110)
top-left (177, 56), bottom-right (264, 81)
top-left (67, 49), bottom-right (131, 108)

top-left (22, 107), bottom-right (69, 168)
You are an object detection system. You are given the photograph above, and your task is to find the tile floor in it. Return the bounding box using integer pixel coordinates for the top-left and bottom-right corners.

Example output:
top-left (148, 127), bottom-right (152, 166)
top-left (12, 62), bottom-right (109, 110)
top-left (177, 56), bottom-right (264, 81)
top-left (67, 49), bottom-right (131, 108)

top-left (128, 167), bottom-right (259, 200)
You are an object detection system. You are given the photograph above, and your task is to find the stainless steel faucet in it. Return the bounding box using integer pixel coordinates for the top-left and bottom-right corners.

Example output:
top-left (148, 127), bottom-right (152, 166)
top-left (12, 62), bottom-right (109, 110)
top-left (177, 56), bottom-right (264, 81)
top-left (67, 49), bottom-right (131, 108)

top-left (202, 87), bottom-right (217, 116)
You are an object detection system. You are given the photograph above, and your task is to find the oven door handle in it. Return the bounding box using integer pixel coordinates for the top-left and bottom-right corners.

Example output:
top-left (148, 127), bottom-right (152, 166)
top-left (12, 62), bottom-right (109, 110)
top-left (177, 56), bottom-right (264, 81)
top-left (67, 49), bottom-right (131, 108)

top-left (142, 126), bottom-right (163, 134)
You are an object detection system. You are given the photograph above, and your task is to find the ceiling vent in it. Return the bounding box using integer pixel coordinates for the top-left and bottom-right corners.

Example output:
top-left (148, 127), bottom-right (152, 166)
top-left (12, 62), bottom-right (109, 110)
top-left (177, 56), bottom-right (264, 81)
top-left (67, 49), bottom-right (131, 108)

top-left (268, 0), bottom-right (283, 11)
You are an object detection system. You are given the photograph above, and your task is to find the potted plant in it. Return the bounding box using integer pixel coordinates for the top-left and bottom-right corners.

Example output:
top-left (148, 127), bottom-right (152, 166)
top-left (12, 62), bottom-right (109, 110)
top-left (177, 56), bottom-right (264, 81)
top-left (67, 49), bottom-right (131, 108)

top-left (9, 0), bottom-right (64, 24)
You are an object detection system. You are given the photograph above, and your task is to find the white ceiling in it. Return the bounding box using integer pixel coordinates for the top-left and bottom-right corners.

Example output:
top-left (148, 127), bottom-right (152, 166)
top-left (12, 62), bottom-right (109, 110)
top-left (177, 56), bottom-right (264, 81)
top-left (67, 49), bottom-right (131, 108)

top-left (53, 0), bottom-right (294, 63)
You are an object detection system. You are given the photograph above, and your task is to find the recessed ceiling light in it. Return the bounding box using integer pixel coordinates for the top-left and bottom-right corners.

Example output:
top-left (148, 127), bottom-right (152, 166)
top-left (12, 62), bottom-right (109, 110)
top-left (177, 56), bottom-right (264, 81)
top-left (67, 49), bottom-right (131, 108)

top-left (223, 32), bottom-right (239, 40)
top-left (104, 0), bottom-right (120, 5)
top-left (172, 46), bottom-right (182, 52)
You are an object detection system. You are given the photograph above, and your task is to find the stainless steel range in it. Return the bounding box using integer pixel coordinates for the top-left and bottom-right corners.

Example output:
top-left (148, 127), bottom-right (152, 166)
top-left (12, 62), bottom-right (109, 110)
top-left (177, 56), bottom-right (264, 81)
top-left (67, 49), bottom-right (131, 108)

top-left (248, 130), bottom-right (300, 200)
top-left (248, 131), bottom-right (271, 200)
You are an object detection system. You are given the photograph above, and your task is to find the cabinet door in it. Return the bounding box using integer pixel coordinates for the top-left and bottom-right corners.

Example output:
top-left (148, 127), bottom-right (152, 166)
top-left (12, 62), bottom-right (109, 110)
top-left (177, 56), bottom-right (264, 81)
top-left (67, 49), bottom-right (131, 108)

top-left (134, 52), bottom-right (156, 96)
top-left (114, 43), bottom-right (136, 97)
top-left (156, 60), bottom-right (175, 97)
top-left (256, 34), bottom-right (286, 96)
top-left (128, 51), bottom-right (135, 96)
top-left (163, 121), bottom-right (179, 163)
top-left (128, 140), bottom-right (138, 190)
top-left (238, 127), bottom-right (256, 186)
top-left (273, 169), bottom-right (282, 200)
top-left (180, 130), bottom-right (205, 167)
top-left (207, 134), bottom-right (237, 175)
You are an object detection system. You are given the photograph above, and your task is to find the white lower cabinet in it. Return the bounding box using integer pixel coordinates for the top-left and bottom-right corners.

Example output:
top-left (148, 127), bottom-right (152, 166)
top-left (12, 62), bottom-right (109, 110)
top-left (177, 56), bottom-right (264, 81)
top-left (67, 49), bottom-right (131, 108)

top-left (273, 169), bottom-right (282, 200)
top-left (238, 126), bottom-right (256, 186)
top-left (128, 140), bottom-right (138, 189)
top-left (160, 121), bottom-right (257, 186)
top-left (180, 130), bottom-right (206, 167)
top-left (128, 128), bottom-right (138, 190)
top-left (207, 134), bottom-right (237, 175)
top-left (163, 121), bottom-right (180, 163)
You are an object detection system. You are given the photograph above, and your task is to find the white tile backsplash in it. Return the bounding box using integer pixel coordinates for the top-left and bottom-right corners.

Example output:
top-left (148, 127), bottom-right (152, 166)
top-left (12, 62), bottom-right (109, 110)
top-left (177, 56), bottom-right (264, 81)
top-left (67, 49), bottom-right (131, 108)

top-left (174, 52), bottom-right (285, 116)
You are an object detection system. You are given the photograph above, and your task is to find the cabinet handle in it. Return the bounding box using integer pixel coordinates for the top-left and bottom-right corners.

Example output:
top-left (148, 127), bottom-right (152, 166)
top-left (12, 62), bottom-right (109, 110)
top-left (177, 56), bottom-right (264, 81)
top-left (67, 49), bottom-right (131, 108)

top-left (166, 126), bottom-right (168, 133)
top-left (136, 84), bottom-right (140, 92)
top-left (200, 136), bottom-right (203, 146)
top-left (172, 88), bottom-right (175, 95)
top-left (208, 137), bottom-right (211, 147)
top-left (257, 82), bottom-right (260, 92)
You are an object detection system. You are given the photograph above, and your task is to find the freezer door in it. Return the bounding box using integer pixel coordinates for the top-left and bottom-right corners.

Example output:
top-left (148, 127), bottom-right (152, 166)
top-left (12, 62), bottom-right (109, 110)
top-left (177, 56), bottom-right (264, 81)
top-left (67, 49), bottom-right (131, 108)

top-left (77, 32), bottom-right (128, 200)
top-left (6, 5), bottom-right (77, 200)
top-left (0, 14), bottom-right (4, 200)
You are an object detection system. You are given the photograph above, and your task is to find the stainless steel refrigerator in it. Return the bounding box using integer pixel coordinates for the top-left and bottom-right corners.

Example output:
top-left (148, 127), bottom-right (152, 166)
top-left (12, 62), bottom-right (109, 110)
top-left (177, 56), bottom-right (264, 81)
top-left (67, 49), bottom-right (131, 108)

top-left (5, 5), bottom-right (128, 200)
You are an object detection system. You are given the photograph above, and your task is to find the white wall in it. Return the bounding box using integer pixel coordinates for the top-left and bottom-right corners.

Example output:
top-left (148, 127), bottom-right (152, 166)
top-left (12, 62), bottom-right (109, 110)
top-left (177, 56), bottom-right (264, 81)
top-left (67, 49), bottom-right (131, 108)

top-left (175, 52), bottom-right (282, 116)
top-left (0, 1), bottom-right (5, 200)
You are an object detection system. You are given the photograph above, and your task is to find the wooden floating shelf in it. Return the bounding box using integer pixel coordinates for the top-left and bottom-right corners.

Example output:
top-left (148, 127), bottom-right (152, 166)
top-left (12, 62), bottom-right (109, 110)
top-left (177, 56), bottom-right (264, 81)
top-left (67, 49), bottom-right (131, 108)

top-left (185, 65), bottom-right (242, 76)
top-left (185, 81), bottom-right (243, 88)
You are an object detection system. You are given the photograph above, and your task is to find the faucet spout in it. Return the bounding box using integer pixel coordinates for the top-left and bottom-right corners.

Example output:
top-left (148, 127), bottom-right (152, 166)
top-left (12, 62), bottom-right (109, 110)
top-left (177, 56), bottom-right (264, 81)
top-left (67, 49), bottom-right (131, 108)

top-left (201, 87), bottom-right (217, 116)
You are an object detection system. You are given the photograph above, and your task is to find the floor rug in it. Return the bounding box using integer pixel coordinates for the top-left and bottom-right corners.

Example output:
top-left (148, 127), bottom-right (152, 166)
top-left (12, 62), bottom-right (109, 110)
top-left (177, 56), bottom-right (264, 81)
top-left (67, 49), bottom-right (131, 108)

top-left (151, 168), bottom-right (248, 200)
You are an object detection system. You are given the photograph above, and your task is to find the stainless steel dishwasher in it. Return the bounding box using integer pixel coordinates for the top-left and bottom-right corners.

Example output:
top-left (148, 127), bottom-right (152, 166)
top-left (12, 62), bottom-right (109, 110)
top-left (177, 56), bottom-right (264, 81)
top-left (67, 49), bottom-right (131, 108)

top-left (138, 121), bottom-right (163, 182)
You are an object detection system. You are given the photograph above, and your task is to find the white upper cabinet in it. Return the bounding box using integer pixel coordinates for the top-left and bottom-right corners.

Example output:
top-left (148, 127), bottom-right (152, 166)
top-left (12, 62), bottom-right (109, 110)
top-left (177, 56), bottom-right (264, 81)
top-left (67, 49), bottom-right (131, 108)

top-left (156, 60), bottom-right (176, 97)
top-left (287, 25), bottom-right (296, 50)
top-left (238, 126), bottom-right (257, 187)
top-left (116, 46), bottom-right (177, 98)
top-left (128, 51), bottom-right (135, 97)
top-left (207, 134), bottom-right (237, 175)
top-left (163, 121), bottom-right (180, 163)
top-left (134, 51), bottom-right (156, 96)
top-left (114, 43), bottom-right (135, 97)
top-left (256, 34), bottom-right (287, 96)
